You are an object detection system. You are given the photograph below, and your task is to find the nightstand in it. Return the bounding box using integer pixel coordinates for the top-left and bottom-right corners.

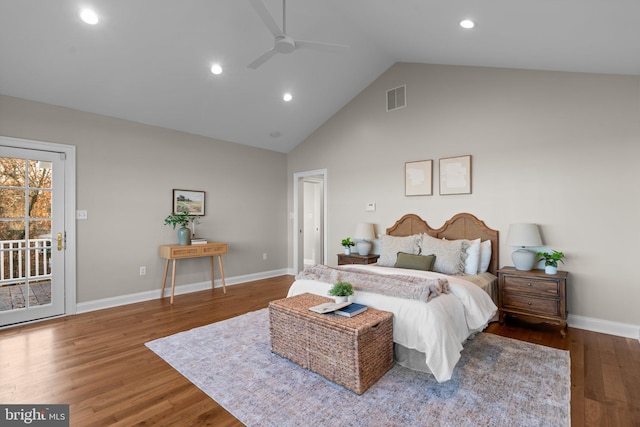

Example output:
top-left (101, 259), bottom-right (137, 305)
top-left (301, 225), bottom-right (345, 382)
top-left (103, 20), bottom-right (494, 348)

top-left (497, 267), bottom-right (568, 337)
top-left (337, 253), bottom-right (380, 265)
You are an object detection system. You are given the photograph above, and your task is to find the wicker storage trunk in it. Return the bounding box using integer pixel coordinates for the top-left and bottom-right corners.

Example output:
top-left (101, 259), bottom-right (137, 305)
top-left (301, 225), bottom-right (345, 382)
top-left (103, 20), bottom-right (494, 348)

top-left (269, 293), bottom-right (394, 394)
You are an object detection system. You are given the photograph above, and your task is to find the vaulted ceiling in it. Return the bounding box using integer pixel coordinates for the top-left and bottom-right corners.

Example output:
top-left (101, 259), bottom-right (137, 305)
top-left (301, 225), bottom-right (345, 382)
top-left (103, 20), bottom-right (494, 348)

top-left (1, 0), bottom-right (639, 153)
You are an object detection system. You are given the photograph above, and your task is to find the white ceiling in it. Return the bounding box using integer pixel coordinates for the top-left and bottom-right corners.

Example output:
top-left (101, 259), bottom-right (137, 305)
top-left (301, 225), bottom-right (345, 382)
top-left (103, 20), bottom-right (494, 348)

top-left (1, 0), bottom-right (639, 153)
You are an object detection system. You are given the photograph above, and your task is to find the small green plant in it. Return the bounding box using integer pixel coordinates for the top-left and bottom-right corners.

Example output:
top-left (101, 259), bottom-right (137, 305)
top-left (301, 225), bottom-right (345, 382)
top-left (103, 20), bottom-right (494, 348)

top-left (537, 250), bottom-right (565, 267)
top-left (328, 281), bottom-right (354, 297)
top-left (341, 237), bottom-right (355, 248)
top-left (164, 212), bottom-right (191, 229)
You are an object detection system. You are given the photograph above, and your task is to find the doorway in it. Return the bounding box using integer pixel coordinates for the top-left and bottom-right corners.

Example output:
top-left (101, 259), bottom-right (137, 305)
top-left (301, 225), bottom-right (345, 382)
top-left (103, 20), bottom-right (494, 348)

top-left (0, 137), bottom-right (76, 327)
top-left (293, 169), bottom-right (327, 273)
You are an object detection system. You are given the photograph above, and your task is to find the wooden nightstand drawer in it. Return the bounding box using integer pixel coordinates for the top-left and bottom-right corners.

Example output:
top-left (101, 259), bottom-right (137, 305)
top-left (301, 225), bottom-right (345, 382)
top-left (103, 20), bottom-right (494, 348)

top-left (502, 293), bottom-right (560, 317)
top-left (337, 253), bottom-right (379, 265)
top-left (502, 275), bottom-right (560, 297)
top-left (497, 267), bottom-right (568, 337)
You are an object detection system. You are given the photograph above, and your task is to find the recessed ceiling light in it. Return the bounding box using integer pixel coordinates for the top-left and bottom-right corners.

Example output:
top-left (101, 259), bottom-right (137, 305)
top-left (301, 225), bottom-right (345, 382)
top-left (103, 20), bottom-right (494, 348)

top-left (210, 64), bottom-right (223, 75)
top-left (283, 93), bottom-right (293, 102)
top-left (459, 19), bottom-right (476, 29)
top-left (80, 8), bottom-right (99, 25)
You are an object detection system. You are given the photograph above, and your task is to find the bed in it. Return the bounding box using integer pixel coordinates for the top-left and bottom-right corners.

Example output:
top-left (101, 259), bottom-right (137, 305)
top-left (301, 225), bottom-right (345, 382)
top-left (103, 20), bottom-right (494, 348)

top-left (288, 212), bottom-right (499, 382)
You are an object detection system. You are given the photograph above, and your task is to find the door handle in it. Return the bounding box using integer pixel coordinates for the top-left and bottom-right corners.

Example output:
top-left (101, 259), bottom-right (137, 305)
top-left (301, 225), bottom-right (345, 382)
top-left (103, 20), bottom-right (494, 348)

top-left (57, 232), bottom-right (63, 251)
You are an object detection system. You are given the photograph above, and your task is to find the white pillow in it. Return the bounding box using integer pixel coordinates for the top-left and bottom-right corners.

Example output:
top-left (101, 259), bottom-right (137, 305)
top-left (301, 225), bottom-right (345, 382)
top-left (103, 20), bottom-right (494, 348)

top-left (464, 238), bottom-right (481, 274)
top-left (421, 234), bottom-right (468, 275)
top-left (378, 234), bottom-right (420, 267)
top-left (479, 240), bottom-right (492, 273)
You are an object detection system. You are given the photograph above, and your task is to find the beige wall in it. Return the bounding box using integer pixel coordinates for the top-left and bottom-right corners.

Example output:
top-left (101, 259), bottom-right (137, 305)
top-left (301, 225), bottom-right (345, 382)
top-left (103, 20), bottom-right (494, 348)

top-left (0, 95), bottom-right (288, 303)
top-left (288, 63), bottom-right (640, 326)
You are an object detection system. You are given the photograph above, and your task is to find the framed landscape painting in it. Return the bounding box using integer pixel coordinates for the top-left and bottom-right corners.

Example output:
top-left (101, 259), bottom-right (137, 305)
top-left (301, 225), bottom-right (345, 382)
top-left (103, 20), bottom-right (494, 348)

top-left (173, 189), bottom-right (205, 215)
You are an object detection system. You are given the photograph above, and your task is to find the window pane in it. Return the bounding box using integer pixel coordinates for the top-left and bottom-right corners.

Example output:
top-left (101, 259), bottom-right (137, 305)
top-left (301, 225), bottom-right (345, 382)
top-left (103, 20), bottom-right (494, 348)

top-left (0, 220), bottom-right (25, 241)
top-left (0, 281), bottom-right (27, 311)
top-left (0, 157), bottom-right (26, 187)
top-left (29, 189), bottom-right (51, 218)
top-left (29, 280), bottom-right (51, 307)
top-left (28, 160), bottom-right (52, 189)
top-left (0, 189), bottom-right (25, 218)
top-left (1, 245), bottom-right (25, 281)
top-left (29, 220), bottom-right (51, 240)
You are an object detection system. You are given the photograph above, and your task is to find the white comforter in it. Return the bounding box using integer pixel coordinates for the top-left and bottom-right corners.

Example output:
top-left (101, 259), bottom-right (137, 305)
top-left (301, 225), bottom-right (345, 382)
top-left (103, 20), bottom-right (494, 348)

top-left (287, 264), bottom-right (497, 382)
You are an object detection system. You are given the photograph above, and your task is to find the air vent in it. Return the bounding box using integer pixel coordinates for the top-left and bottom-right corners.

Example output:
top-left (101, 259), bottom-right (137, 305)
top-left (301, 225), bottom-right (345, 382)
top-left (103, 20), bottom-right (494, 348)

top-left (386, 85), bottom-right (406, 112)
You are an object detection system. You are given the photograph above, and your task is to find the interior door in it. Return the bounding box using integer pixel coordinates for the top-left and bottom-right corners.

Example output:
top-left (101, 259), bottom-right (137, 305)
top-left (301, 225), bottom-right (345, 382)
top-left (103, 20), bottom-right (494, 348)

top-left (0, 146), bottom-right (65, 326)
top-left (294, 170), bottom-right (327, 273)
top-left (303, 179), bottom-right (323, 268)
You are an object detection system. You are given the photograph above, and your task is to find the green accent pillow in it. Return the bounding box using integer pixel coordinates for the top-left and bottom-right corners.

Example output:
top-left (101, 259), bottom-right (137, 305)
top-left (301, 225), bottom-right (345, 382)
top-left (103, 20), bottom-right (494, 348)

top-left (394, 252), bottom-right (436, 271)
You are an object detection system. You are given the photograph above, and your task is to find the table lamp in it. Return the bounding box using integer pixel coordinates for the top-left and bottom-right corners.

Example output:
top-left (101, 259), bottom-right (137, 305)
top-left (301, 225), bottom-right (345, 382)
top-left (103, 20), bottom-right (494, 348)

top-left (353, 223), bottom-right (375, 255)
top-left (507, 223), bottom-right (542, 271)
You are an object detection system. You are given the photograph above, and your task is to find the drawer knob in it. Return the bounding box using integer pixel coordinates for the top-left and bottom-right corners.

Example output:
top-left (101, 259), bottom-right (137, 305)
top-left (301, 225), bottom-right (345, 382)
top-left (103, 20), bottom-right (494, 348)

top-left (527, 283), bottom-right (532, 287)
top-left (528, 302), bottom-right (532, 305)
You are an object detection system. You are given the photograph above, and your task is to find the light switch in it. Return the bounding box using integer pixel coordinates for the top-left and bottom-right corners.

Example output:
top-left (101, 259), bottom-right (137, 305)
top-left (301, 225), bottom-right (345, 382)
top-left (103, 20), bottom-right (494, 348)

top-left (366, 202), bottom-right (376, 212)
top-left (76, 210), bottom-right (88, 220)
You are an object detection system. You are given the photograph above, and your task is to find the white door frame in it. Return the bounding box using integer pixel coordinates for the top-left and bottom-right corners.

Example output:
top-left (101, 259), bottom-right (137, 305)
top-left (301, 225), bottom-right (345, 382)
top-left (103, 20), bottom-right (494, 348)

top-left (0, 136), bottom-right (77, 320)
top-left (293, 169), bottom-right (327, 273)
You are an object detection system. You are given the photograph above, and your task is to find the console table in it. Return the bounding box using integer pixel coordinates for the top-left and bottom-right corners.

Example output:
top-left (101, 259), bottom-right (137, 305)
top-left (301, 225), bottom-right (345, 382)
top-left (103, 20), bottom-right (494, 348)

top-left (159, 242), bottom-right (228, 304)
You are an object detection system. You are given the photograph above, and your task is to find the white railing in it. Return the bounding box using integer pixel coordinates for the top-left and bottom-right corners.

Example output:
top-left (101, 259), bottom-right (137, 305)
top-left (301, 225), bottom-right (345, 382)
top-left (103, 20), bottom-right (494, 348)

top-left (0, 239), bottom-right (52, 286)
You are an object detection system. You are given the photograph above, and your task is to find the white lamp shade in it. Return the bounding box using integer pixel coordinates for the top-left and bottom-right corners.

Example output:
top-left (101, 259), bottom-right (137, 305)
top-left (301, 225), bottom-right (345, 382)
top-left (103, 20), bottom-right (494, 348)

top-left (506, 223), bottom-right (542, 247)
top-left (353, 223), bottom-right (375, 241)
top-left (353, 222), bottom-right (375, 256)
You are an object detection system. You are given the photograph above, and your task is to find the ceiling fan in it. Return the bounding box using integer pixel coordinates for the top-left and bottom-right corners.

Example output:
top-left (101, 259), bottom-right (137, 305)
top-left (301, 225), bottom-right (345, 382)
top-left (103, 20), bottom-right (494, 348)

top-left (247, 0), bottom-right (348, 69)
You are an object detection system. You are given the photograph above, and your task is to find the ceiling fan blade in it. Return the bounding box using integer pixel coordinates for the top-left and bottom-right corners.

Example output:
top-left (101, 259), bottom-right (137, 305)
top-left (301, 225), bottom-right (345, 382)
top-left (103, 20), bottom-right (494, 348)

top-left (295, 40), bottom-right (349, 53)
top-left (248, 48), bottom-right (278, 69)
top-left (247, 0), bottom-right (284, 38)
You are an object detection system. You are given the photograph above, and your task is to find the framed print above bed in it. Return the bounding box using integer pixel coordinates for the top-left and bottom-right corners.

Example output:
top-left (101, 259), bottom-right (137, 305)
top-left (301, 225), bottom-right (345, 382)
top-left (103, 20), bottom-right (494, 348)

top-left (439, 155), bottom-right (471, 195)
top-left (173, 189), bottom-right (205, 215)
top-left (405, 160), bottom-right (433, 196)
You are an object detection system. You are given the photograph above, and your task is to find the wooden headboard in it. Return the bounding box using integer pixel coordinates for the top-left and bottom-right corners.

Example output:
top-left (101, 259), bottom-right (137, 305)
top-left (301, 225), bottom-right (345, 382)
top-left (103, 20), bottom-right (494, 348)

top-left (386, 213), bottom-right (499, 275)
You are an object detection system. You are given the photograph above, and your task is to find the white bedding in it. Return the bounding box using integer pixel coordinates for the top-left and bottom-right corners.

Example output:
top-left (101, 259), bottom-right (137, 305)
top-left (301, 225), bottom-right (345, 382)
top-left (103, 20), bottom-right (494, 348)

top-left (288, 264), bottom-right (497, 382)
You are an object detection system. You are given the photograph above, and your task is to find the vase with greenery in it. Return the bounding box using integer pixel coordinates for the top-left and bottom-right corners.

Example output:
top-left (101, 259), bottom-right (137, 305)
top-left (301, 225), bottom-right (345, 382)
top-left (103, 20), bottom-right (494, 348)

top-left (164, 212), bottom-right (192, 245)
top-left (328, 281), bottom-right (354, 303)
top-left (341, 237), bottom-right (355, 255)
top-left (537, 250), bottom-right (564, 274)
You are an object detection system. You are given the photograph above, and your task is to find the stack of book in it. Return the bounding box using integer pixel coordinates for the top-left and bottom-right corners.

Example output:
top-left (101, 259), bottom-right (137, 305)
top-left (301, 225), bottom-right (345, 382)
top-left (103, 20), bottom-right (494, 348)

top-left (308, 301), bottom-right (368, 317)
top-left (334, 303), bottom-right (367, 317)
top-left (191, 238), bottom-right (208, 245)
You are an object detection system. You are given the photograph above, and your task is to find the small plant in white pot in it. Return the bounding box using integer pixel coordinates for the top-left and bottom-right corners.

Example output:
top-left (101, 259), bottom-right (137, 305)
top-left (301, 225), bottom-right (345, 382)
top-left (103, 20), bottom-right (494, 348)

top-left (537, 250), bottom-right (565, 274)
top-left (341, 237), bottom-right (355, 255)
top-left (328, 281), bottom-right (354, 303)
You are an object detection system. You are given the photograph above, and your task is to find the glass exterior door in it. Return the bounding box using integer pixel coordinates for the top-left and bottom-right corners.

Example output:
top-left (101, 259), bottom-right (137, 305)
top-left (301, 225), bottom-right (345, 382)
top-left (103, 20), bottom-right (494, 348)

top-left (0, 147), bottom-right (65, 326)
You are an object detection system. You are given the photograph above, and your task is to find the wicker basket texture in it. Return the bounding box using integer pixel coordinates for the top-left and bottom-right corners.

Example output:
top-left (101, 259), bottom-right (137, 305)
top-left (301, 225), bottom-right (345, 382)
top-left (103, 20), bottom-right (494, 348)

top-left (269, 293), bottom-right (394, 394)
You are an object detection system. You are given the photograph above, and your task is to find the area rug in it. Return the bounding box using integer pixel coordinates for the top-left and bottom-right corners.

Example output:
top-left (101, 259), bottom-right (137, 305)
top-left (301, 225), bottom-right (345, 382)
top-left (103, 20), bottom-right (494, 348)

top-left (145, 309), bottom-right (570, 427)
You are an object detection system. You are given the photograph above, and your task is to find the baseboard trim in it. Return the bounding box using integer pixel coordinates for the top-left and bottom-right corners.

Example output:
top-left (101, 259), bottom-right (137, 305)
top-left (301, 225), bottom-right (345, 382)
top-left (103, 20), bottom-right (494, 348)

top-left (76, 269), bottom-right (290, 314)
top-left (568, 314), bottom-right (640, 342)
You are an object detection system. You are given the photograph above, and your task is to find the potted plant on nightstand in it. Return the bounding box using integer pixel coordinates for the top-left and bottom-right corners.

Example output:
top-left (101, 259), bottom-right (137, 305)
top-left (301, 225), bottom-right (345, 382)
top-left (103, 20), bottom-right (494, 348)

top-left (537, 250), bottom-right (565, 274)
top-left (328, 281), bottom-right (354, 303)
top-left (341, 237), bottom-right (355, 255)
top-left (164, 212), bottom-right (192, 246)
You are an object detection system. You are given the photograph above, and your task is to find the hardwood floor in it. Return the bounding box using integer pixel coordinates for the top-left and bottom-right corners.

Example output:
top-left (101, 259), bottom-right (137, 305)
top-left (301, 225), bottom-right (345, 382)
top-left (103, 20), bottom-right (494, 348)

top-left (1, 275), bottom-right (638, 426)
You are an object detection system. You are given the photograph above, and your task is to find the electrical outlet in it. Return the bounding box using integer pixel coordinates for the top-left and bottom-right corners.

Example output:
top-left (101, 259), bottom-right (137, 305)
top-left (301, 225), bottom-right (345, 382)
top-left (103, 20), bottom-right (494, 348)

top-left (263, 253), bottom-right (268, 260)
top-left (139, 266), bottom-right (146, 276)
